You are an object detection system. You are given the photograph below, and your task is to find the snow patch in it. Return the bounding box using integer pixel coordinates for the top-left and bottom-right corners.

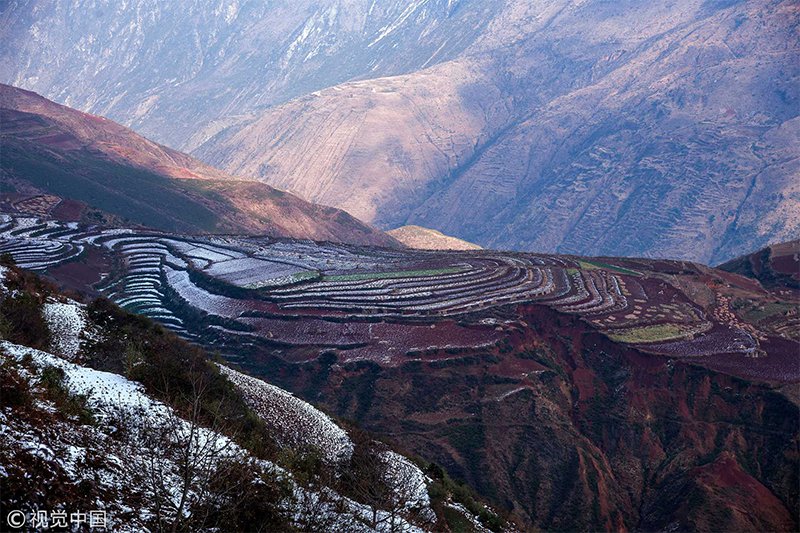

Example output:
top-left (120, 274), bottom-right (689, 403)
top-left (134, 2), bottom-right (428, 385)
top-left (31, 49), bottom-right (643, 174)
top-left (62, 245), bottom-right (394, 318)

top-left (218, 364), bottom-right (353, 464)
top-left (381, 450), bottom-right (431, 510)
top-left (43, 300), bottom-right (87, 359)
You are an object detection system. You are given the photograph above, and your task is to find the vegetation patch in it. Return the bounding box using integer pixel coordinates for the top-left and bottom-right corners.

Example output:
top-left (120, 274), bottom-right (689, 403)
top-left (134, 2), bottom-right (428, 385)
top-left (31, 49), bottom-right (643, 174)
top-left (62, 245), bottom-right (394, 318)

top-left (606, 323), bottom-right (694, 343)
top-left (578, 260), bottom-right (641, 276)
top-left (324, 266), bottom-right (465, 282)
top-left (733, 300), bottom-right (797, 323)
top-left (244, 269), bottom-right (320, 289)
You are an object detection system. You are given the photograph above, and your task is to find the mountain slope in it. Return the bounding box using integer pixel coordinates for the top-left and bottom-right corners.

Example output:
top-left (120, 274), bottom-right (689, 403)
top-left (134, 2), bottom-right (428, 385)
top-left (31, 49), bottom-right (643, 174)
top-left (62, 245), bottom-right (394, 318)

top-left (0, 84), bottom-right (400, 247)
top-left (195, 0), bottom-right (799, 263)
top-left (388, 225), bottom-right (481, 251)
top-left (718, 239), bottom-right (800, 292)
top-left (3, 1), bottom-right (797, 261)
top-left (0, 262), bottom-right (501, 532)
top-left (0, 0), bottom-right (502, 151)
top-left (2, 215), bottom-right (797, 530)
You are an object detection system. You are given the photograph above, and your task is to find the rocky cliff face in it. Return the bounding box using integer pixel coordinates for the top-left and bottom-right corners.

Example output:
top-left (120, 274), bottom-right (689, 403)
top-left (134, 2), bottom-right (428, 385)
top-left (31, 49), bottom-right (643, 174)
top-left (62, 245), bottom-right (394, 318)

top-left (3, 0), bottom-right (798, 260)
top-left (0, 0), bottom-right (499, 151)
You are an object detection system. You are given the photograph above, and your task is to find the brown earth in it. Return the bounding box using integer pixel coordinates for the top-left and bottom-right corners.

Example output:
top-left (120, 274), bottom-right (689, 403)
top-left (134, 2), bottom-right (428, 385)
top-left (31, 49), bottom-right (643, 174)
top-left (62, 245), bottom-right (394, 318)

top-left (236, 303), bottom-right (798, 532)
top-left (5, 219), bottom-right (797, 531)
top-left (388, 225), bottom-right (482, 251)
top-left (0, 84), bottom-right (400, 248)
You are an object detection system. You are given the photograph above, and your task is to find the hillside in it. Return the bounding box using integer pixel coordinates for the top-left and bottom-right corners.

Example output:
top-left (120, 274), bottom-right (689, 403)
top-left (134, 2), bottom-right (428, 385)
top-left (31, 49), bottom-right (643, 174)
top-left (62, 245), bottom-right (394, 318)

top-left (718, 239), bottom-right (800, 293)
top-left (388, 225), bottom-right (481, 251)
top-left (0, 0), bottom-right (502, 151)
top-left (2, 213), bottom-right (797, 530)
top-left (0, 84), bottom-right (400, 248)
top-left (3, 0), bottom-right (798, 261)
top-left (195, 0), bottom-right (799, 263)
top-left (0, 262), bottom-right (502, 532)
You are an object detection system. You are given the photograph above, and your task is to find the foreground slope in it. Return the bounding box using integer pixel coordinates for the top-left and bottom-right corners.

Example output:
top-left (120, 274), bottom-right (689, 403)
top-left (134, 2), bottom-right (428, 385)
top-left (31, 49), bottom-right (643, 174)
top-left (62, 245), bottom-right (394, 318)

top-left (0, 84), bottom-right (399, 248)
top-left (1, 214), bottom-right (797, 530)
top-left (0, 263), bottom-right (501, 532)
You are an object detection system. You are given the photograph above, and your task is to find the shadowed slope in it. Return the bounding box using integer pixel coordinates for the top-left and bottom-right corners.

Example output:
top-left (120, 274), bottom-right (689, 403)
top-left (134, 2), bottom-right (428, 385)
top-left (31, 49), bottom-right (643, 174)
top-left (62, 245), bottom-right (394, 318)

top-left (0, 84), bottom-right (400, 247)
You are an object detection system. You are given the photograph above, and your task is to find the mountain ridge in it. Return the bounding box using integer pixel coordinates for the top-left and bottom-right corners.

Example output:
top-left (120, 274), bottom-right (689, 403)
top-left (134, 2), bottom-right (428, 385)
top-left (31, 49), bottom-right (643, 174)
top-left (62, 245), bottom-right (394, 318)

top-left (4, 0), bottom-right (797, 262)
top-left (0, 84), bottom-right (401, 248)
top-left (388, 225), bottom-right (482, 251)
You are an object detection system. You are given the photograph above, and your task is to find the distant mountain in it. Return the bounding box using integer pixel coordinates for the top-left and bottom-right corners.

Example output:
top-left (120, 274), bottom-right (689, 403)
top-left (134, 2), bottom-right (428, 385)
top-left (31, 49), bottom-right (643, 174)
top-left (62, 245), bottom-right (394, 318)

top-left (388, 225), bottom-right (481, 250)
top-left (195, 0), bottom-right (800, 264)
top-left (3, 0), bottom-right (797, 262)
top-left (0, 84), bottom-right (399, 247)
top-left (0, 0), bottom-right (500, 151)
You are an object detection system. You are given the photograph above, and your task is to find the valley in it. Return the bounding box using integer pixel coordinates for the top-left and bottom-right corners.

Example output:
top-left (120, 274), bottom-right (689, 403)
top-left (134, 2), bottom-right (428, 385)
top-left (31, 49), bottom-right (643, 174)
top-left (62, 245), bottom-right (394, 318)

top-left (1, 2), bottom-right (799, 529)
top-left (1, 211), bottom-right (797, 530)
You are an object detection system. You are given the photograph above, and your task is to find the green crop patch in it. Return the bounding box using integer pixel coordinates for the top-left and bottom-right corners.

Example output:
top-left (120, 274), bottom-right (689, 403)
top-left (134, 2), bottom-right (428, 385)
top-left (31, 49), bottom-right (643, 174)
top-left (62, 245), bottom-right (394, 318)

top-left (738, 301), bottom-right (798, 323)
top-left (578, 260), bottom-right (641, 276)
top-left (323, 266), bottom-right (465, 282)
top-left (606, 323), bottom-right (692, 343)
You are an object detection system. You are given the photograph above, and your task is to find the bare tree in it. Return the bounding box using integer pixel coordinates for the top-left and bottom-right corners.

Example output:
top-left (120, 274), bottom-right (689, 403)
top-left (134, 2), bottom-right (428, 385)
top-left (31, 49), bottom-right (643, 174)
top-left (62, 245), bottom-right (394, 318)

top-left (113, 370), bottom-right (290, 532)
top-left (343, 440), bottom-right (434, 532)
top-left (381, 451), bottom-right (435, 532)
top-left (169, 373), bottom-right (235, 532)
top-left (282, 446), bottom-right (358, 532)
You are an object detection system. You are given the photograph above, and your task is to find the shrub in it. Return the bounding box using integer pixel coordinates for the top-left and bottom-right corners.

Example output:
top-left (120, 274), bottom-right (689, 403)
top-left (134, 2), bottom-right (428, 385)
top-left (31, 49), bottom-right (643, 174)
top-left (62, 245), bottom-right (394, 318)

top-left (424, 461), bottom-right (507, 532)
top-left (0, 292), bottom-right (51, 350)
top-left (194, 458), bottom-right (293, 532)
top-left (0, 358), bottom-right (33, 409)
top-left (83, 297), bottom-right (279, 460)
top-left (39, 365), bottom-right (94, 425)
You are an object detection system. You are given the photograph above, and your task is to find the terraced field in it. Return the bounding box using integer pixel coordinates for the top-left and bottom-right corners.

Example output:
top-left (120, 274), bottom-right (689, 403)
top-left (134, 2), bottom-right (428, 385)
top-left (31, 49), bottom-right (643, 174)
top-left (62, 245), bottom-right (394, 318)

top-left (1, 213), bottom-right (797, 381)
